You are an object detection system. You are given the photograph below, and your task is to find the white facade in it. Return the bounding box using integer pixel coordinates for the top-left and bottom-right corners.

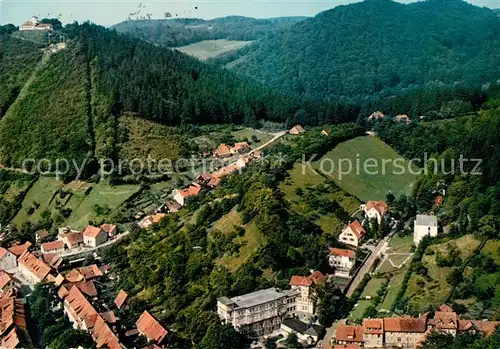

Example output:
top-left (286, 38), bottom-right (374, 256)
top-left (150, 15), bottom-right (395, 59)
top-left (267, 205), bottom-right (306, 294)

top-left (290, 285), bottom-right (314, 320)
top-left (83, 231), bottom-right (107, 248)
top-left (217, 288), bottom-right (298, 337)
top-left (0, 248), bottom-right (17, 270)
top-left (328, 249), bottom-right (356, 278)
top-left (173, 191), bottom-right (186, 206)
top-left (413, 214), bottom-right (438, 246)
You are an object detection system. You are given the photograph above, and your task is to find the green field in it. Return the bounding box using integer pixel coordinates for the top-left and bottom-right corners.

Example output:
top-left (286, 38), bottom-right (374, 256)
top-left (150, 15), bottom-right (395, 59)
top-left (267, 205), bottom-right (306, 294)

top-left (313, 136), bottom-right (419, 201)
top-left (387, 233), bottom-right (414, 253)
top-left (349, 300), bottom-right (372, 320)
top-left (231, 128), bottom-right (273, 145)
top-left (12, 177), bottom-right (140, 229)
top-left (361, 277), bottom-right (386, 298)
top-left (176, 39), bottom-right (251, 60)
top-left (380, 270), bottom-right (407, 311)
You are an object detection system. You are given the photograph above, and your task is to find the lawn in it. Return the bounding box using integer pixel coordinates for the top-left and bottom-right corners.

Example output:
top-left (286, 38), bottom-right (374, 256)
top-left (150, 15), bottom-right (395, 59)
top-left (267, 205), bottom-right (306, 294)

top-left (313, 136), bottom-right (419, 201)
top-left (175, 39), bottom-right (251, 60)
top-left (361, 277), bottom-right (386, 298)
top-left (212, 209), bottom-right (243, 235)
top-left (388, 233), bottom-right (414, 253)
top-left (216, 219), bottom-right (264, 272)
top-left (380, 270), bottom-right (407, 311)
top-left (377, 259), bottom-right (397, 274)
top-left (349, 300), bottom-right (372, 320)
top-left (231, 128), bottom-right (273, 146)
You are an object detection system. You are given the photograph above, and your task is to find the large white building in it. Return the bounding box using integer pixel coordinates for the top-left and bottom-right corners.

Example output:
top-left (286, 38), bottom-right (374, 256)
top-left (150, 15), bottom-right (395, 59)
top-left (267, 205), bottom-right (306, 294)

top-left (328, 247), bottom-right (356, 277)
top-left (19, 16), bottom-right (53, 31)
top-left (413, 214), bottom-right (438, 246)
top-left (217, 287), bottom-right (299, 337)
top-left (288, 271), bottom-right (325, 321)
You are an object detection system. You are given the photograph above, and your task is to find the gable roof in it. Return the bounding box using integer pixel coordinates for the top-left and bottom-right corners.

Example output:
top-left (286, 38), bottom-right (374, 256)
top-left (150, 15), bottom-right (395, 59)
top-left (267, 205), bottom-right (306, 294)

top-left (99, 311), bottom-right (117, 325)
top-left (1, 327), bottom-right (20, 348)
top-left (384, 317), bottom-right (426, 333)
top-left (78, 265), bottom-right (103, 280)
top-left (232, 142), bottom-right (250, 151)
top-left (74, 280), bottom-right (98, 297)
top-left (289, 276), bottom-right (312, 287)
top-left (114, 290), bottom-right (128, 309)
top-left (329, 247), bottom-right (355, 258)
top-left (176, 184), bottom-right (201, 198)
top-left (62, 286), bottom-right (98, 329)
top-left (136, 310), bottom-right (168, 344)
top-left (363, 319), bottom-right (384, 334)
top-left (35, 230), bottom-right (49, 240)
top-left (17, 252), bottom-right (51, 281)
top-left (215, 144), bottom-right (232, 157)
top-left (8, 242), bottom-right (31, 257)
top-left (0, 270), bottom-right (13, 291)
top-left (335, 325), bottom-right (364, 343)
top-left (0, 247), bottom-right (13, 260)
top-left (365, 201), bottom-right (389, 216)
top-left (435, 311), bottom-right (458, 329)
top-left (415, 214), bottom-right (437, 227)
top-left (65, 269), bottom-right (84, 283)
top-left (345, 220), bottom-right (365, 240)
top-left (310, 270), bottom-right (326, 284)
top-left (65, 231), bottom-right (83, 245)
top-left (41, 240), bottom-right (64, 252)
top-left (92, 315), bottom-right (122, 349)
top-left (83, 226), bottom-right (103, 238)
top-left (151, 213), bottom-right (166, 224)
top-left (100, 224), bottom-right (117, 235)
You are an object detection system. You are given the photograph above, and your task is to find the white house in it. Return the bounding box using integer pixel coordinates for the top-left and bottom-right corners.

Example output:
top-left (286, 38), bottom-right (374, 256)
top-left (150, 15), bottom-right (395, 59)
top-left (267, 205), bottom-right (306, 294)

top-left (41, 240), bottom-right (65, 254)
top-left (339, 220), bottom-right (366, 247)
top-left (19, 16), bottom-right (53, 31)
top-left (82, 226), bottom-right (108, 248)
top-left (172, 183), bottom-right (201, 207)
top-left (363, 201), bottom-right (389, 224)
top-left (288, 271), bottom-right (324, 321)
top-left (328, 247), bottom-right (356, 277)
top-left (0, 248), bottom-right (17, 270)
top-left (17, 251), bottom-right (51, 285)
top-left (414, 214), bottom-right (438, 246)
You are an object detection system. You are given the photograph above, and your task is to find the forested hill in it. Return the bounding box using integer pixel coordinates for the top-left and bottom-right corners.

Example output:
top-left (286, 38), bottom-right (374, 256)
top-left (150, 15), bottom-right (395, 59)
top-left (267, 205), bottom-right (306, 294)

top-left (0, 23), bottom-right (351, 168)
top-left (219, 0), bottom-right (500, 101)
top-left (111, 16), bottom-right (307, 47)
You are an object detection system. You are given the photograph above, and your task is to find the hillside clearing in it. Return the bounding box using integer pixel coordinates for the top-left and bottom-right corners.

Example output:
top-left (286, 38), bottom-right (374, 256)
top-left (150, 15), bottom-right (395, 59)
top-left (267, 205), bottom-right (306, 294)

top-left (313, 136), bottom-right (419, 201)
top-left (175, 39), bottom-right (251, 60)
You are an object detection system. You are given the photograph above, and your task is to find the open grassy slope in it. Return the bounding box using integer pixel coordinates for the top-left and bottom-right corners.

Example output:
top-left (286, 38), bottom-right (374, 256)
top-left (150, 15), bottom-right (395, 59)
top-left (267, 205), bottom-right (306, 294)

top-left (175, 39), bottom-right (251, 60)
top-left (313, 136), bottom-right (419, 201)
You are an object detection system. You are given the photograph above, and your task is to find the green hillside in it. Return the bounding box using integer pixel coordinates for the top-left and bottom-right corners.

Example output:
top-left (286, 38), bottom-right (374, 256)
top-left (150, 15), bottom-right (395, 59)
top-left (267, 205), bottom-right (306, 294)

top-left (175, 39), bottom-right (251, 60)
top-left (312, 136), bottom-right (419, 201)
top-left (221, 0), bottom-right (500, 102)
top-left (112, 16), bottom-right (307, 47)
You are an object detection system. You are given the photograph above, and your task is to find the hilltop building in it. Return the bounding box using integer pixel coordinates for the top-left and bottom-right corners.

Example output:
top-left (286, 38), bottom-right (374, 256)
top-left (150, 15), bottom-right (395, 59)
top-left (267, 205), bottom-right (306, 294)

top-left (413, 214), bottom-right (438, 246)
top-left (362, 201), bottom-right (389, 224)
top-left (19, 16), bottom-right (53, 31)
top-left (328, 248), bottom-right (356, 277)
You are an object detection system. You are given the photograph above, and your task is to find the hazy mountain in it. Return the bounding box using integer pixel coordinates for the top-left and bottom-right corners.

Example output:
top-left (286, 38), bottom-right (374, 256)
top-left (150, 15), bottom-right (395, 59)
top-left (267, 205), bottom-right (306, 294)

top-left (111, 15), bottom-right (308, 47)
top-left (218, 0), bottom-right (500, 101)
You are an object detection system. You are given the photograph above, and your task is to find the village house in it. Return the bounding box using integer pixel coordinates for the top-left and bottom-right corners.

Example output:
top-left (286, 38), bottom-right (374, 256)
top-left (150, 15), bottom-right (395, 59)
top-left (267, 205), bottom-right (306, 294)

top-left (173, 183), bottom-right (202, 206)
top-left (328, 247), bottom-right (356, 277)
top-left (165, 201), bottom-right (181, 213)
top-left (339, 220), bottom-right (366, 247)
top-left (83, 226), bottom-right (108, 248)
top-left (330, 305), bottom-right (500, 348)
top-left (236, 156), bottom-right (250, 169)
top-left (368, 111), bottom-right (385, 120)
top-left (208, 174), bottom-right (222, 188)
top-left (0, 247), bottom-right (18, 270)
top-left (17, 251), bottom-right (51, 285)
top-left (395, 114), bottom-right (411, 124)
top-left (41, 240), bottom-right (65, 254)
top-left (60, 231), bottom-right (84, 249)
top-left (288, 271), bottom-right (325, 321)
top-left (19, 16), bottom-right (53, 31)
top-left (362, 201), bottom-right (389, 224)
top-left (0, 270), bottom-right (15, 293)
top-left (35, 230), bottom-right (49, 244)
top-left (8, 241), bottom-right (31, 258)
top-left (217, 287), bottom-right (299, 337)
top-left (139, 213), bottom-right (167, 229)
top-left (43, 253), bottom-right (63, 270)
top-left (136, 310), bottom-right (168, 345)
top-left (0, 293), bottom-right (33, 347)
top-left (195, 173), bottom-right (213, 185)
top-left (290, 124), bottom-right (305, 135)
top-left (100, 223), bottom-right (117, 236)
top-left (413, 214), bottom-right (438, 246)
top-left (231, 141), bottom-right (250, 154)
top-left (114, 289), bottom-right (128, 309)
top-left (280, 318), bottom-right (325, 345)
top-left (213, 143), bottom-right (232, 158)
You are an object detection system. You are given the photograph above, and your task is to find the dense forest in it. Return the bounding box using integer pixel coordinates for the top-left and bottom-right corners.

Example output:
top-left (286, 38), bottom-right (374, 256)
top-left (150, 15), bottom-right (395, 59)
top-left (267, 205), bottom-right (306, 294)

top-left (112, 16), bottom-right (307, 47)
top-left (217, 0), bottom-right (500, 102)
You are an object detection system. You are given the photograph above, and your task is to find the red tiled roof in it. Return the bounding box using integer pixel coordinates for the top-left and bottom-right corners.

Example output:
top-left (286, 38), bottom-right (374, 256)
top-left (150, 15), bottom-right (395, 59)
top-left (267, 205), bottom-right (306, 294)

top-left (99, 311), bottom-right (117, 324)
top-left (365, 201), bottom-right (389, 216)
top-left (232, 142), bottom-right (250, 151)
top-left (58, 285), bottom-right (69, 299)
top-left (93, 315), bottom-right (122, 349)
top-left (458, 320), bottom-right (500, 336)
top-left (54, 274), bottom-right (65, 287)
top-left (83, 226), bottom-right (103, 238)
top-left (335, 325), bottom-right (364, 343)
top-left (435, 311), bottom-right (458, 329)
top-left (1, 328), bottom-right (20, 348)
top-left (41, 240), bottom-right (64, 252)
top-left (17, 251), bottom-right (51, 280)
top-left (114, 290), bottom-right (128, 309)
top-left (346, 220), bottom-right (366, 240)
top-left (290, 125), bottom-right (305, 134)
top-left (208, 174), bottom-right (222, 187)
top-left (65, 269), bottom-right (84, 283)
top-left (0, 248), bottom-right (11, 260)
top-left (63, 286), bottom-right (98, 329)
top-left (310, 270), bottom-right (326, 284)
top-left (8, 242), bottom-right (31, 257)
top-left (214, 144), bottom-right (232, 157)
top-left (100, 224), bottom-right (117, 235)
top-left (35, 230), bottom-right (49, 240)
top-left (384, 317), bottom-right (426, 333)
top-left (78, 265), bottom-right (103, 280)
top-left (75, 280), bottom-right (98, 297)
top-left (329, 247), bottom-right (355, 258)
top-left (66, 232), bottom-right (83, 245)
top-left (439, 304), bottom-right (454, 312)
top-left (289, 276), bottom-right (312, 287)
top-left (177, 184), bottom-right (201, 198)
top-left (363, 319), bottom-right (384, 334)
top-left (136, 310), bottom-right (168, 344)
top-left (151, 213), bottom-right (166, 224)
top-left (0, 270), bottom-right (13, 290)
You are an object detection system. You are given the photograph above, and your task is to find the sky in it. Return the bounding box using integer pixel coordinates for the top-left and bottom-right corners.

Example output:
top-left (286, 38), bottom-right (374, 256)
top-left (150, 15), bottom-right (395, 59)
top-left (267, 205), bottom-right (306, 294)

top-left (1, 0), bottom-right (499, 27)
